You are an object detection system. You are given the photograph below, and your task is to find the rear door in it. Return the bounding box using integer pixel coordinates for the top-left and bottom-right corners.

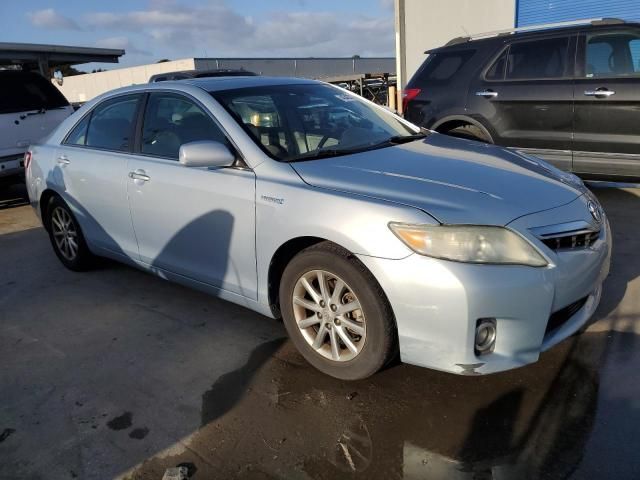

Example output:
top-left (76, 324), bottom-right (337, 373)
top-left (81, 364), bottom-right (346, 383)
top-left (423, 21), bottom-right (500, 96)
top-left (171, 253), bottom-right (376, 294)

top-left (0, 71), bottom-right (73, 159)
top-left (466, 34), bottom-right (576, 171)
top-left (55, 93), bottom-right (142, 259)
top-left (572, 28), bottom-right (640, 178)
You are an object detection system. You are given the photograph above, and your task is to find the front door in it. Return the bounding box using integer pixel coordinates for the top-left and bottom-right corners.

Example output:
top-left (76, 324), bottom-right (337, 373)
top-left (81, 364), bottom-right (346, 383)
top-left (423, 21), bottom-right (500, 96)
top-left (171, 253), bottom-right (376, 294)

top-left (127, 92), bottom-right (257, 299)
top-left (572, 28), bottom-right (640, 179)
top-left (467, 34), bottom-right (576, 171)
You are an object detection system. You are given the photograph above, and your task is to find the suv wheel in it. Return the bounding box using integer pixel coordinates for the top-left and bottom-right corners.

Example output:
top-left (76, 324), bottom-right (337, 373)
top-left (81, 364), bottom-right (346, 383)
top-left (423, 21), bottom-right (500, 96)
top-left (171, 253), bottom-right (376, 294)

top-left (446, 124), bottom-right (492, 143)
top-left (46, 196), bottom-right (95, 271)
top-left (279, 242), bottom-right (397, 380)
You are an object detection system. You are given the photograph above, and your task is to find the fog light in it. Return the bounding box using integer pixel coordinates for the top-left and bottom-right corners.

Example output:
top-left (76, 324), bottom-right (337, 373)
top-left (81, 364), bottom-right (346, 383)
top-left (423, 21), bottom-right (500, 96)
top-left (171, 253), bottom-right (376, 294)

top-left (475, 319), bottom-right (496, 355)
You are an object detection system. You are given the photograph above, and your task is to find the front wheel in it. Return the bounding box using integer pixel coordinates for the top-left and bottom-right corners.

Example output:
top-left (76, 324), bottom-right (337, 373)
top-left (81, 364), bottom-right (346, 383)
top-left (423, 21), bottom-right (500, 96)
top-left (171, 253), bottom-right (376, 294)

top-left (279, 242), bottom-right (397, 380)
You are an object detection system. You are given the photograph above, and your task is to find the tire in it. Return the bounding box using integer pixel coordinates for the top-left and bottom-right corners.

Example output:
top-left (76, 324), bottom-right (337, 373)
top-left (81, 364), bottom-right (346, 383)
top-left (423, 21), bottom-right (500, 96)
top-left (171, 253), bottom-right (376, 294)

top-left (45, 196), bottom-right (95, 271)
top-left (446, 124), bottom-right (492, 143)
top-left (279, 242), bottom-right (397, 380)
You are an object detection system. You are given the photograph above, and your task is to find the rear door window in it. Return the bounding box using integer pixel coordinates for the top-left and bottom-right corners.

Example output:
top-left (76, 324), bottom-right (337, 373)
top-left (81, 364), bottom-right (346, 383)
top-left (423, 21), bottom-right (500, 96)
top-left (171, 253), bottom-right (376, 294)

top-left (412, 50), bottom-right (475, 84)
top-left (585, 31), bottom-right (640, 77)
top-left (506, 37), bottom-right (570, 79)
top-left (84, 94), bottom-right (141, 152)
top-left (0, 71), bottom-right (69, 114)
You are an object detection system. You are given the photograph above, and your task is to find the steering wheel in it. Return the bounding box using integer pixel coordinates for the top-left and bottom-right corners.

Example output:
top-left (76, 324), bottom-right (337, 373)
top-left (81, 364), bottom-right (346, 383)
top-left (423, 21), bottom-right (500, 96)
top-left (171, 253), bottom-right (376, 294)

top-left (317, 133), bottom-right (338, 150)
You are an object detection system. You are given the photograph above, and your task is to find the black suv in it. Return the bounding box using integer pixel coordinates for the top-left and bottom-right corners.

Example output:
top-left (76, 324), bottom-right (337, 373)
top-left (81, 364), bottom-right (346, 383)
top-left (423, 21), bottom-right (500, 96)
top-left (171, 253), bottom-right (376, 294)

top-left (404, 18), bottom-right (640, 181)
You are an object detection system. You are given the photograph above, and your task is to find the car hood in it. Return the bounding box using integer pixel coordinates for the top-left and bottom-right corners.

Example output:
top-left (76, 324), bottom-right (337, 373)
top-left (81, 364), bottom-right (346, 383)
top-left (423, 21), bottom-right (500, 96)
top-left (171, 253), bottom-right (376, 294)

top-left (290, 133), bottom-right (585, 225)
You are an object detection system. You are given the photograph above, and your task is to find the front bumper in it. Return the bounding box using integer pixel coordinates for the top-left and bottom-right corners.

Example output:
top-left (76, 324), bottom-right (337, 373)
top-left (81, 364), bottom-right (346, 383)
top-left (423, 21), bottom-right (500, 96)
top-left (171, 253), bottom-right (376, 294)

top-left (358, 195), bottom-right (611, 375)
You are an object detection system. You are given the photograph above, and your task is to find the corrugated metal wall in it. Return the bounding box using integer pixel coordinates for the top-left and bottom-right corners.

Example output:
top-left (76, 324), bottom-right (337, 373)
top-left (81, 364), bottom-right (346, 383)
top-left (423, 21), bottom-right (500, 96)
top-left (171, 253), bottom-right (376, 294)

top-left (517, 0), bottom-right (640, 27)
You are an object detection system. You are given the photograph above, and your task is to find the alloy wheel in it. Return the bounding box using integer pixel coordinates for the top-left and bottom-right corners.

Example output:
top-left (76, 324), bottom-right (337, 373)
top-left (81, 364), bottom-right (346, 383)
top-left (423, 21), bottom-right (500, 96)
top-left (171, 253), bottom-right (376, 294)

top-left (51, 206), bottom-right (79, 261)
top-left (292, 269), bottom-right (366, 362)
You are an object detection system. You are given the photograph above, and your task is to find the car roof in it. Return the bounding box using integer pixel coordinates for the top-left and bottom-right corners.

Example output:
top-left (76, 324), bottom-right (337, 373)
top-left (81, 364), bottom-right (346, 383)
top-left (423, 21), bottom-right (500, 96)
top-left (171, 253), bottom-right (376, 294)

top-left (430, 21), bottom-right (640, 53)
top-left (99, 75), bottom-right (322, 99)
top-left (179, 75), bottom-right (320, 91)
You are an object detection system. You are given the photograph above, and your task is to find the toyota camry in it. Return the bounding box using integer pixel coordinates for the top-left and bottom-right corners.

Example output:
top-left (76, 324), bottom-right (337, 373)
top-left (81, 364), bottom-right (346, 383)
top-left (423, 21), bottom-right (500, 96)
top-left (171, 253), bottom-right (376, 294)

top-left (25, 76), bottom-right (611, 379)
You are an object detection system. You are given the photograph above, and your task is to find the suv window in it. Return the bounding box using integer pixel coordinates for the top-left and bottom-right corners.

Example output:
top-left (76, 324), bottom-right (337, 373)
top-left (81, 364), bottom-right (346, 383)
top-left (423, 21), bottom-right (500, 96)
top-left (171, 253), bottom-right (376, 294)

top-left (413, 50), bottom-right (475, 83)
top-left (585, 31), bottom-right (640, 77)
top-left (486, 49), bottom-right (508, 80)
top-left (141, 93), bottom-right (229, 159)
top-left (83, 95), bottom-right (140, 152)
top-left (0, 71), bottom-right (69, 114)
top-left (506, 37), bottom-right (569, 79)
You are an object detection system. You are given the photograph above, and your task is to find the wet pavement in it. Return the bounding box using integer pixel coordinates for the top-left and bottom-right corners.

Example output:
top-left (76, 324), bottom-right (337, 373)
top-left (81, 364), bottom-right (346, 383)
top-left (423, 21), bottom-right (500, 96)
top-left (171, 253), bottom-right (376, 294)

top-left (1, 183), bottom-right (639, 479)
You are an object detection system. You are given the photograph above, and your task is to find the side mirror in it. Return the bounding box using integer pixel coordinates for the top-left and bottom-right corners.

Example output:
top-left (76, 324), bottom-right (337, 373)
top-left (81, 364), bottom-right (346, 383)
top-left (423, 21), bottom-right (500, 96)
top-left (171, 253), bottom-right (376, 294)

top-left (179, 141), bottom-right (235, 168)
top-left (53, 70), bottom-right (64, 86)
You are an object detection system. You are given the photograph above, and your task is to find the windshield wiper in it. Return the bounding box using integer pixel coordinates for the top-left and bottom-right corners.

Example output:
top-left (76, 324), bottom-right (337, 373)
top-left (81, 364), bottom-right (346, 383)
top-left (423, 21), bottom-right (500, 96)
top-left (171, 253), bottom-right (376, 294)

top-left (286, 132), bottom-right (429, 162)
top-left (287, 147), bottom-right (366, 162)
top-left (386, 132), bottom-right (428, 144)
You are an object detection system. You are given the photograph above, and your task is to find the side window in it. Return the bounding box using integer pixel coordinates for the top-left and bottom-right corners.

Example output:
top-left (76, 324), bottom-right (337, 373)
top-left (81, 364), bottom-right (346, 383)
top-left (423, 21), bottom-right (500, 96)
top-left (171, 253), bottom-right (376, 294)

top-left (141, 93), bottom-right (229, 160)
top-left (585, 31), bottom-right (640, 77)
top-left (64, 114), bottom-right (91, 146)
top-left (85, 95), bottom-right (140, 152)
top-left (506, 37), bottom-right (569, 80)
top-left (485, 49), bottom-right (508, 80)
top-left (414, 50), bottom-right (475, 83)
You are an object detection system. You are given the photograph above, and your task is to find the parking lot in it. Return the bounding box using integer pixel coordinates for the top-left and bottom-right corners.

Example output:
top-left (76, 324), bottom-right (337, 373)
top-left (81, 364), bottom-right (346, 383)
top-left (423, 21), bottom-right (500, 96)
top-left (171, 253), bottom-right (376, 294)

top-left (1, 181), bottom-right (639, 480)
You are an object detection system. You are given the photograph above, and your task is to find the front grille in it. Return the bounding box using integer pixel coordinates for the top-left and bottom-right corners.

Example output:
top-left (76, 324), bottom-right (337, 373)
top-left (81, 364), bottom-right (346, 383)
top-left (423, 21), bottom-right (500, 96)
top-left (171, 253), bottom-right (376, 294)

top-left (540, 230), bottom-right (599, 251)
top-left (545, 296), bottom-right (588, 335)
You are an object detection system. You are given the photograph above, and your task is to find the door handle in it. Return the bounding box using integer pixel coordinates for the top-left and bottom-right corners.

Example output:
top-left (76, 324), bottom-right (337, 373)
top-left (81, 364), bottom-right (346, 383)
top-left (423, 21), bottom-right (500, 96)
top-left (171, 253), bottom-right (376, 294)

top-left (584, 89), bottom-right (615, 98)
top-left (476, 90), bottom-right (498, 98)
top-left (128, 170), bottom-right (150, 182)
top-left (57, 155), bottom-right (70, 165)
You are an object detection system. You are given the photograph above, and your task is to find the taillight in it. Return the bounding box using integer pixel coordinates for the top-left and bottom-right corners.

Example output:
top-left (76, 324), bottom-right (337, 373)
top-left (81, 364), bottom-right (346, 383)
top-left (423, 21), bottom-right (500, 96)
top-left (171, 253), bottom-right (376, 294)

top-left (402, 88), bottom-right (421, 112)
top-left (24, 151), bottom-right (32, 170)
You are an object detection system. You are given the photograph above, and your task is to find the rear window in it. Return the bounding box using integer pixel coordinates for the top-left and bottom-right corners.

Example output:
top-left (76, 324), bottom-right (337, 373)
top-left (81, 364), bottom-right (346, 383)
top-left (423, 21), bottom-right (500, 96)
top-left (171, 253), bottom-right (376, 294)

top-left (0, 71), bottom-right (69, 114)
top-left (411, 50), bottom-right (475, 84)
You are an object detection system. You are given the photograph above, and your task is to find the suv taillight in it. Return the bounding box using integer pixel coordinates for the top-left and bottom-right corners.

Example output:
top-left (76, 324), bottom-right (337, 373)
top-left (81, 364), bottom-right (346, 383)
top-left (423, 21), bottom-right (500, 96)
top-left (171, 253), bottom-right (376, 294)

top-left (24, 151), bottom-right (32, 170)
top-left (402, 88), bottom-right (421, 112)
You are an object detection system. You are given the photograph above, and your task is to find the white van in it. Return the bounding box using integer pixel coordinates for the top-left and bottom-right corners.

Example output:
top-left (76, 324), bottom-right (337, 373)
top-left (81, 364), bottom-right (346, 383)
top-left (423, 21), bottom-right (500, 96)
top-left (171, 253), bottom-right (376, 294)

top-left (0, 70), bottom-right (74, 181)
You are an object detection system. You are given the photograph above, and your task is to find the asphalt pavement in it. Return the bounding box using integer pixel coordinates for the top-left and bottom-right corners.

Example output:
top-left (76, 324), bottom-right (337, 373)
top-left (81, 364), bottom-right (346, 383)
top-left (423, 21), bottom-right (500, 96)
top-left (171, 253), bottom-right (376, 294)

top-left (1, 182), bottom-right (639, 480)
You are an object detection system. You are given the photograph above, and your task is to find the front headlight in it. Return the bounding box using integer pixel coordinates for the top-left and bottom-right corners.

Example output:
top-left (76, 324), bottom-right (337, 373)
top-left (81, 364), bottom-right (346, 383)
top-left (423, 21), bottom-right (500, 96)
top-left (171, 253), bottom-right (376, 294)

top-left (389, 223), bottom-right (548, 267)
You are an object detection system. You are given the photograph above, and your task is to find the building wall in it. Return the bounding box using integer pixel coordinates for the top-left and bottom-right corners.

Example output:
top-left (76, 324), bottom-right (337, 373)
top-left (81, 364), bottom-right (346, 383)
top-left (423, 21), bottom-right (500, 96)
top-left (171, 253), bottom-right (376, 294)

top-left (395, 0), bottom-right (516, 92)
top-left (56, 59), bottom-right (195, 103)
top-left (195, 58), bottom-right (395, 78)
top-left (517, 0), bottom-right (640, 26)
top-left (56, 57), bottom-right (395, 104)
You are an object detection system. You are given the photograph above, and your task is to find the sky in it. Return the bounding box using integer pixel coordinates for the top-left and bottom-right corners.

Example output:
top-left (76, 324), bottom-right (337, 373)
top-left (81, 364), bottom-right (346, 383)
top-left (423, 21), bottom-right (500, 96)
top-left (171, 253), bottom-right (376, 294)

top-left (1, 0), bottom-right (396, 70)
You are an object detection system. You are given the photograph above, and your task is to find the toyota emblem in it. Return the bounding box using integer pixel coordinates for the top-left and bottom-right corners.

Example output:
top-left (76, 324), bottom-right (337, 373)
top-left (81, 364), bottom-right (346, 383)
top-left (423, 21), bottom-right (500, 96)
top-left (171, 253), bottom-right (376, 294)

top-left (588, 201), bottom-right (602, 223)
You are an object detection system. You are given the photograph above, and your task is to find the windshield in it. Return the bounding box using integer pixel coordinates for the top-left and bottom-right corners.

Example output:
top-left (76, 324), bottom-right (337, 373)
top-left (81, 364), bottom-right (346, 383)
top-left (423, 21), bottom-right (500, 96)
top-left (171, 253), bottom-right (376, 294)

top-left (212, 83), bottom-right (420, 161)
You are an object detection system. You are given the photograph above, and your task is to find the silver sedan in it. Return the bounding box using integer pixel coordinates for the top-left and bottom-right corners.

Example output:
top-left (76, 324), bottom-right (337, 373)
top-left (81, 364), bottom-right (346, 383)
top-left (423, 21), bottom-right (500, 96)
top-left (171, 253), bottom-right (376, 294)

top-left (25, 76), bottom-right (611, 379)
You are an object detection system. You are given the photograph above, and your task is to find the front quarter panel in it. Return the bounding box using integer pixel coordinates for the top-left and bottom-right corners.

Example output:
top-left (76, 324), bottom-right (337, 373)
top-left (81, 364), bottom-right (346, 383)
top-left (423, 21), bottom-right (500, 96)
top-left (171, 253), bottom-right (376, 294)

top-left (254, 161), bottom-right (436, 308)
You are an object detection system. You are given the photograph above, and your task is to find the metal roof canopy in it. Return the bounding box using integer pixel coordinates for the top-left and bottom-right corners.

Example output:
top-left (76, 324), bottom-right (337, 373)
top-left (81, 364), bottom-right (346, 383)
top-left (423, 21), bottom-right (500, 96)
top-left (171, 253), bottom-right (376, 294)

top-left (0, 42), bottom-right (124, 74)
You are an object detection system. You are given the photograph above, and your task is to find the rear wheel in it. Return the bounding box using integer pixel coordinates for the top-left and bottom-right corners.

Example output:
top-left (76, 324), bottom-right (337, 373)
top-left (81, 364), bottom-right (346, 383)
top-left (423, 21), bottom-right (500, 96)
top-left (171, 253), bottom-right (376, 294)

top-left (445, 124), bottom-right (492, 143)
top-left (280, 242), bottom-right (396, 380)
top-left (46, 196), bottom-right (95, 271)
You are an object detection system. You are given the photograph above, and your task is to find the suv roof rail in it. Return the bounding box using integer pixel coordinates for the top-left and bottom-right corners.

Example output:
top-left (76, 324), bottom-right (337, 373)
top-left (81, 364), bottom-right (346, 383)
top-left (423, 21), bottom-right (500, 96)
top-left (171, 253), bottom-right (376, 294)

top-left (443, 17), bottom-right (627, 47)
